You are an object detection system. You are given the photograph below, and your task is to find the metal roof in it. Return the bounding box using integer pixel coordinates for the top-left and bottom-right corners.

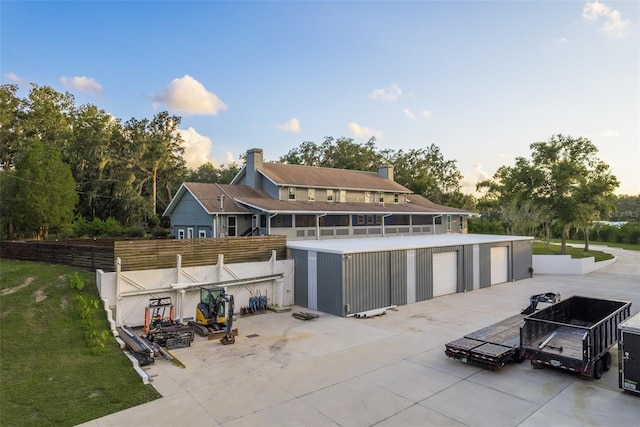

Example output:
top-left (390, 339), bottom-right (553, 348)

top-left (286, 234), bottom-right (533, 254)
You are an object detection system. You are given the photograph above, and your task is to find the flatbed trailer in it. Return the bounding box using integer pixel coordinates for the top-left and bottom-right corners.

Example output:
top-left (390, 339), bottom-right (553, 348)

top-left (445, 293), bottom-right (559, 370)
top-left (521, 295), bottom-right (631, 379)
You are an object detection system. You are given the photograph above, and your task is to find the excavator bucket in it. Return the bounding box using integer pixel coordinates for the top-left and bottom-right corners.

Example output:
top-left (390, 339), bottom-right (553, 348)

top-left (220, 334), bottom-right (235, 345)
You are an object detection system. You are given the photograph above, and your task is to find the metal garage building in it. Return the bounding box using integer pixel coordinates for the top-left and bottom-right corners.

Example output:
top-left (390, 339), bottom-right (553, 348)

top-left (287, 234), bottom-right (533, 317)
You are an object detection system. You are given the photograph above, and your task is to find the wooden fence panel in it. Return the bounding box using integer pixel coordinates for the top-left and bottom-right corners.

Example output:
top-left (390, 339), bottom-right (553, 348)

top-left (114, 235), bottom-right (287, 271)
top-left (0, 241), bottom-right (115, 271)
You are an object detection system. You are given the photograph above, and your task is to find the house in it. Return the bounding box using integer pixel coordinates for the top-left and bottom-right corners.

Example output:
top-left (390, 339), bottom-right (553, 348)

top-left (163, 148), bottom-right (473, 240)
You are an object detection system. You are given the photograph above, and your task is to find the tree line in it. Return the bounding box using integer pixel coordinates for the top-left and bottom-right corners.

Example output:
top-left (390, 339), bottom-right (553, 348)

top-left (1, 83), bottom-right (638, 245)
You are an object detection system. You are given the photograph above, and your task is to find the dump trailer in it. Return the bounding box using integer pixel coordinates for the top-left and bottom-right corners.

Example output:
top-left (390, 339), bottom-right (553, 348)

top-left (618, 310), bottom-right (640, 394)
top-left (445, 293), bottom-right (559, 370)
top-left (521, 295), bottom-right (631, 379)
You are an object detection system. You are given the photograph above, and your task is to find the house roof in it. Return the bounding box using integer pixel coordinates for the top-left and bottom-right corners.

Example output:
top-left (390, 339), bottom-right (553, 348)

top-left (234, 194), bottom-right (471, 215)
top-left (162, 182), bottom-right (272, 216)
top-left (259, 163), bottom-right (412, 193)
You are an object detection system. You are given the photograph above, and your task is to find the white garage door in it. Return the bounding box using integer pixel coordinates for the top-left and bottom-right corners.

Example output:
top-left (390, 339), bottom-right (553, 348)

top-left (433, 251), bottom-right (458, 297)
top-left (490, 246), bottom-right (509, 285)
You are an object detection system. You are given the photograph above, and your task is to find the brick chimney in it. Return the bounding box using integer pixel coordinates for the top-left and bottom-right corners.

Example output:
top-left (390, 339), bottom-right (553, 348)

top-left (246, 148), bottom-right (263, 189)
top-left (378, 164), bottom-right (394, 181)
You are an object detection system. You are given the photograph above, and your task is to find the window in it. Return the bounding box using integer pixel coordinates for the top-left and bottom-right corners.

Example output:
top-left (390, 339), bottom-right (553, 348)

top-left (227, 216), bottom-right (237, 236)
top-left (288, 187), bottom-right (296, 200)
top-left (459, 216), bottom-right (465, 230)
top-left (295, 215), bottom-right (315, 227)
top-left (198, 230), bottom-right (206, 238)
top-left (308, 188), bottom-right (315, 201)
top-left (178, 229), bottom-right (185, 239)
top-left (394, 193), bottom-right (399, 204)
top-left (187, 228), bottom-right (194, 239)
top-left (379, 193), bottom-right (384, 203)
top-left (319, 215), bottom-right (349, 227)
top-left (367, 215), bottom-right (374, 224)
top-left (357, 215), bottom-right (365, 225)
top-left (327, 191), bottom-right (334, 202)
top-left (446, 215), bottom-right (452, 231)
top-left (271, 214), bottom-right (293, 228)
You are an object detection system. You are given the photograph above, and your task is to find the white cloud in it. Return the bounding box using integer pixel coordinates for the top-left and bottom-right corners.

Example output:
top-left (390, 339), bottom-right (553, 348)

top-left (403, 108), bottom-right (417, 121)
top-left (460, 163), bottom-right (490, 195)
top-left (594, 129), bottom-right (620, 138)
top-left (369, 83), bottom-right (402, 101)
top-left (225, 152), bottom-right (237, 165)
top-left (274, 118), bottom-right (300, 132)
top-left (151, 75), bottom-right (227, 116)
top-left (60, 76), bottom-right (103, 96)
top-left (582, 1), bottom-right (630, 39)
top-left (177, 127), bottom-right (218, 168)
top-left (348, 122), bottom-right (383, 139)
top-left (554, 37), bottom-right (568, 45)
top-left (421, 110), bottom-right (432, 118)
top-left (4, 72), bottom-right (27, 84)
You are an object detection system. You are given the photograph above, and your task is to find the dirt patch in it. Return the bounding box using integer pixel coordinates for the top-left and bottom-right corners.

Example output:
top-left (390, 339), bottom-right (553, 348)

top-left (60, 295), bottom-right (70, 311)
top-left (35, 288), bottom-right (47, 303)
top-left (1, 277), bottom-right (35, 296)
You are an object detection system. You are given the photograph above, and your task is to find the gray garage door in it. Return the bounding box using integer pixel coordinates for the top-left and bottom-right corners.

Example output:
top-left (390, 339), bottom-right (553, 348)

top-left (490, 246), bottom-right (508, 285)
top-left (433, 251), bottom-right (458, 297)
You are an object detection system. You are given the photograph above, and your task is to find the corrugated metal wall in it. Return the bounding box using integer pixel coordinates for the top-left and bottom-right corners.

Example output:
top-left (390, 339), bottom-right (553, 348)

top-left (290, 249), bottom-right (308, 306)
top-left (317, 252), bottom-right (343, 315)
top-left (390, 250), bottom-right (407, 306)
top-left (343, 252), bottom-right (390, 315)
top-left (479, 242), bottom-right (512, 287)
top-left (416, 248), bottom-right (433, 301)
top-left (513, 239), bottom-right (533, 280)
top-left (463, 245), bottom-right (474, 291)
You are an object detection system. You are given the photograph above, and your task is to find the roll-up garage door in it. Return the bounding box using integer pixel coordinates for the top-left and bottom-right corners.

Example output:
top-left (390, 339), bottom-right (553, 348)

top-left (490, 246), bottom-right (508, 285)
top-left (433, 251), bottom-right (458, 297)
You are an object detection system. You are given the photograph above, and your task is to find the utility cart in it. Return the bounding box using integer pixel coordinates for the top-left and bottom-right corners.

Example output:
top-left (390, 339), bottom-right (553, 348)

top-left (619, 310), bottom-right (640, 394)
top-left (521, 296), bottom-right (631, 379)
top-left (445, 293), bottom-right (559, 370)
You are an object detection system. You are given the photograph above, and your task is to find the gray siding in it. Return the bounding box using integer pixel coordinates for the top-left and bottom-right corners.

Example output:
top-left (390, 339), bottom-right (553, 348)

top-left (343, 252), bottom-right (390, 315)
top-left (390, 251), bottom-right (407, 306)
top-left (317, 253), bottom-right (343, 316)
top-left (415, 248), bottom-right (433, 301)
top-left (262, 179), bottom-right (280, 199)
top-left (463, 245), bottom-right (474, 291)
top-left (169, 191), bottom-right (213, 238)
top-left (513, 239), bottom-right (533, 280)
top-left (291, 249), bottom-right (308, 307)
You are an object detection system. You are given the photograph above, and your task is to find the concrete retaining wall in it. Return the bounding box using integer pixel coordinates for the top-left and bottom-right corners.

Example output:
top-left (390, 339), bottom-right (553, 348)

top-left (532, 254), bottom-right (616, 275)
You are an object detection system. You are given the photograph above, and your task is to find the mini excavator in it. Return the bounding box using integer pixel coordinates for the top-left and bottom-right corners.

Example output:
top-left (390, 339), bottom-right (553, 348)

top-left (191, 286), bottom-right (237, 345)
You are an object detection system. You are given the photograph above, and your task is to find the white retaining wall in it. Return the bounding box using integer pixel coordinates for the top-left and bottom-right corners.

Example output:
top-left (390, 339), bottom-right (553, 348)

top-left (532, 254), bottom-right (616, 275)
top-left (97, 251), bottom-right (294, 327)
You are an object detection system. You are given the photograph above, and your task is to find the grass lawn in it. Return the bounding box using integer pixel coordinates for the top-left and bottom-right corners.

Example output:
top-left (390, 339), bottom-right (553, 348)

top-left (0, 259), bottom-right (160, 427)
top-left (551, 238), bottom-right (640, 252)
top-left (532, 241), bottom-right (614, 261)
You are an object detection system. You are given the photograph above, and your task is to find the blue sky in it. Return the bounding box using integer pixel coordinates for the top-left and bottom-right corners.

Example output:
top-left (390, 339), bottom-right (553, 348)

top-left (2, 1), bottom-right (638, 195)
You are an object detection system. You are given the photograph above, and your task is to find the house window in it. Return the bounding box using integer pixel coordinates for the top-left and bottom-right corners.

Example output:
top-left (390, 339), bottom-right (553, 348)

top-left (459, 216), bottom-right (464, 230)
top-left (379, 193), bottom-right (384, 203)
top-left (357, 215), bottom-right (365, 225)
top-left (308, 188), bottom-right (315, 201)
top-left (288, 187), bottom-right (296, 200)
top-left (198, 230), bottom-right (206, 238)
top-left (435, 216), bottom-right (442, 225)
top-left (327, 191), bottom-right (334, 202)
top-left (187, 228), bottom-right (194, 239)
top-left (394, 193), bottom-right (399, 204)
top-left (178, 229), bottom-right (185, 239)
top-left (446, 215), bottom-right (452, 231)
top-left (295, 215), bottom-right (315, 227)
top-left (367, 215), bottom-right (374, 224)
top-left (227, 216), bottom-right (237, 236)
top-left (376, 215), bottom-right (382, 225)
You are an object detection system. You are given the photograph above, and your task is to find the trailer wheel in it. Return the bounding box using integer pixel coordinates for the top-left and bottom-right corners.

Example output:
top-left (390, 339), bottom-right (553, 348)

top-left (593, 358), bottom-right (604, 379)
top-left (513, 350), bottom-right (525, 363)
top-left (602, 352), bottom-right (612, 372)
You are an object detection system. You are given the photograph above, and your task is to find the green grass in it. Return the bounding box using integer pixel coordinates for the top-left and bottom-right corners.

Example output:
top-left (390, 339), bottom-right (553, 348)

top-left (0, 259), bottom-right (160, 427)
top-left (532, 241), bottom-right (614, 261)
top-left (549, 238), bottom-right (640, 252)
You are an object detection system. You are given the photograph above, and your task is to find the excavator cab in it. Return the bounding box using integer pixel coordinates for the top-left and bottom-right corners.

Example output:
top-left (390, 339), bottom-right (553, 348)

top-left (196, 286), bottom-right (228, 326)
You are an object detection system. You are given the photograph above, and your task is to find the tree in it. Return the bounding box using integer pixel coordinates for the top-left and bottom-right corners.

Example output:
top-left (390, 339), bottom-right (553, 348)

top-left (0, 84), bottom-right (21, 171)
top-left (6, 139), bottom-right (78, 239)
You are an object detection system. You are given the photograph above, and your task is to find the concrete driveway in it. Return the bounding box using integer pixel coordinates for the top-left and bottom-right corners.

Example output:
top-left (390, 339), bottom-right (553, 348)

top-left (80, 246), bottom-right (640, 426)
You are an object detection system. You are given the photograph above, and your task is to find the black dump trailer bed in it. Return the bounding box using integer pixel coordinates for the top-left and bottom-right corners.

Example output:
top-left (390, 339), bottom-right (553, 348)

top-left (618, 310), bottom-right (640, 394)
top-left (445, 293), bottom-right (559, 370)
top-left (521, 296), bottom-right (631, 379)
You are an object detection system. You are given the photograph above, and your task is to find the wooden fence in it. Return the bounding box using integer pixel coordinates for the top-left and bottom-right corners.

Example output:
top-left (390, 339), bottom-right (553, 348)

top-left (0, 240), bottom-right (115, 271)
top-left (0, 235), bottom-right (287, 272)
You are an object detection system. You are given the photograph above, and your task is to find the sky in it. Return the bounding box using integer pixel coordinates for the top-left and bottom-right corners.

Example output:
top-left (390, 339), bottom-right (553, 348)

top-left (2, 1), bottom-right (639, 195)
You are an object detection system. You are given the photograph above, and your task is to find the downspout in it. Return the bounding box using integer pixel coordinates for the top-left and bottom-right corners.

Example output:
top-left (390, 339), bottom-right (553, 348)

top-left (381, 213), bottom-right (392, 237)
top-left (316, 213), bottom-right (326, 240)
top-left (268, 213), bottom-right (278, 235)
top-left (433, 214), bottom-right (443, 235)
